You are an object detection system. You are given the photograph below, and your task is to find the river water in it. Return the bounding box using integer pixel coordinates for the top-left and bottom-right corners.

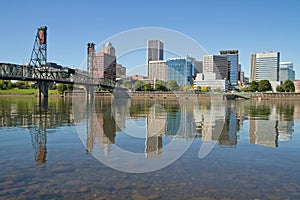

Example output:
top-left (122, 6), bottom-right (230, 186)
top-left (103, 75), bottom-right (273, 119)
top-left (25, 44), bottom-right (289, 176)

top-left (0, 96), bottom-right (300, 199)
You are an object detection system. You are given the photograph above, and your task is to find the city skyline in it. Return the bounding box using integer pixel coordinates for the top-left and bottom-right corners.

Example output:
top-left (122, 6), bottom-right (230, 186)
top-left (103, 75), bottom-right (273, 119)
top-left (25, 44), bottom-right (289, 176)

top-left (0, 1), bottom-right (299, 79)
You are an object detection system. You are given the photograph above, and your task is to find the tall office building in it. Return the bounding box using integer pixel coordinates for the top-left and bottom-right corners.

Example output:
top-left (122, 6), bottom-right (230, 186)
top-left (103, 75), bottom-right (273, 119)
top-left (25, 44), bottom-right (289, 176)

top-left (219, 50), bottom-right (239, 86)
top-left (148, 60), bottom-right (167, 82)
top-left (194, 60), bottom-right (203, 77)
top-left (279, 62), bottom-right (295, 82)
top-left (203, 55), bottom-right (228, 80)
top-left (147, 40), bottom-right (164, 62)
top-left (193, 55), bottom-right (229, 91)
top-left (166, 56), bottom-right (194, 86)
top-left (102, 41), bottom-right (115, 56)
top-left (89, 42), bottom-right (116, 80)
top-left (116, 64), bottom-right (126, 79)
top-left (250, 52), bottom-right (280, 82)
top-left (250, 54), bottom-right (257, 82)
top-left (147, 40), bottom-right (164, 79)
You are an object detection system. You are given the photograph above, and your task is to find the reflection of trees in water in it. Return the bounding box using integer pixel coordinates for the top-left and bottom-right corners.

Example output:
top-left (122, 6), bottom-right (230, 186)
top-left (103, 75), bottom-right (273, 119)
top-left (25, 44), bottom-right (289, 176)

top-left (248, 102), bottom-right (271, 120)
top-left (276, 101), bottom-right (295, 121)
top-left (245, 100), bottom-right (298, 147)
top-left (0, 97), bottom-right (73, 128)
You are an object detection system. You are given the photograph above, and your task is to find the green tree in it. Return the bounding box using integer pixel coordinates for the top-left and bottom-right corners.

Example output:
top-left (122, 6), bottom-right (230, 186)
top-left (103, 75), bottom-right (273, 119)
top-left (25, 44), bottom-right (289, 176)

top-left (0, 81), bottom-right (4, 89)
top-left (155, 80), bottom-right (168, 91)
top-left (155, 84), bottom-right (168, 91)
top-left (7, 81), bottom-right (12, 89)
top-left (276, 85), bottom-right (284, 92)
top-left (133, 80), bottom-right (145, 91)
top-left (249, 81), bottom-right (258, 92)
top-left (142, 83), bottom-right (152, 91)
top-left (0, 81), bottom-right (13, 90)
top-left (14, 81), bottom-right (30, 89)
top-left (122, 80), bottom-right (132, 89)
top-left (282, 80), bottom-right (295, 92)
top-left (57, 84), bottom-right (67, 94)
top-left (258, 80), bottom-right (272, 92)
top-left (167, 80), bottom-right (179, 91)
top-left (196, 86), bottom-right (201, 91)
top-left (49, 84), bottom-right (57, 90)
top-left (67, 84), bottom-right (73, 91)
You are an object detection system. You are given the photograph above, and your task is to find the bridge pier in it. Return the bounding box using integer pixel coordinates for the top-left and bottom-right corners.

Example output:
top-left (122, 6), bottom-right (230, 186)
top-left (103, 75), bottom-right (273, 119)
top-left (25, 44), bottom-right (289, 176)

top-left (85, 85), bottom-right (96, 102)
top-left (38, 81), bottom-right (49, 101)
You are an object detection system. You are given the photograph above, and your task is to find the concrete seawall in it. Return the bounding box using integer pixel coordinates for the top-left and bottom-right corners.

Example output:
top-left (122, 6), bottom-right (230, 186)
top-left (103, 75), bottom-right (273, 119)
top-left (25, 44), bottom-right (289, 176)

top-left (244, 92), bottom-right (300, 100)
top-left (64, 91), bottom-right (300, 100)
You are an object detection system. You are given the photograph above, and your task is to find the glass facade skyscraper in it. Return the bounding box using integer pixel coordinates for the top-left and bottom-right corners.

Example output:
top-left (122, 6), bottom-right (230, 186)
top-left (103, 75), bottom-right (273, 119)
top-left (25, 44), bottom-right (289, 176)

top-left (166, 56), bottom-right (194, 86)
top-left (219, 50), bottom-right (239, 86)
top-left (203, 55), bottom-right (228, 80)
top-left (279, 62), bottom-right (295, 82)
top-left (147, 40), bottom-right (164, 62)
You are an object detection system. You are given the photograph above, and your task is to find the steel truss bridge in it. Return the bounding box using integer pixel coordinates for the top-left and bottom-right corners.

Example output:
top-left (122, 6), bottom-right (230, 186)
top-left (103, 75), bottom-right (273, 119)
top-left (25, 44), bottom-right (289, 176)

top-left (0, 26), bottom-right (119, 97)
top-left (0, 62), bottom-right (114, 87)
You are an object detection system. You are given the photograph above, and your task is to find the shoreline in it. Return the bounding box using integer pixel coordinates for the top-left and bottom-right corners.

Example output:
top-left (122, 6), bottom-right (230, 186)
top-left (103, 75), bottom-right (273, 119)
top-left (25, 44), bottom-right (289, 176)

top-left (2, 91), bottom-right (300, 100)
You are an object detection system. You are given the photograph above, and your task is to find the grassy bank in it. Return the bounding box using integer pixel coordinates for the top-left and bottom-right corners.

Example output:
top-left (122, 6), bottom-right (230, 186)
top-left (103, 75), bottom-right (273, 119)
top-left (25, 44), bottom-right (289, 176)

top-left (0, 88), bottom-right (60, 95)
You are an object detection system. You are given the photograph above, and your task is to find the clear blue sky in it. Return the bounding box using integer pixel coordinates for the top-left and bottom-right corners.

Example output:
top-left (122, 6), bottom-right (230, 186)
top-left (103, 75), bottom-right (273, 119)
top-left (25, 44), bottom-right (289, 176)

top-left (0, 0), bottom-right (299, 78)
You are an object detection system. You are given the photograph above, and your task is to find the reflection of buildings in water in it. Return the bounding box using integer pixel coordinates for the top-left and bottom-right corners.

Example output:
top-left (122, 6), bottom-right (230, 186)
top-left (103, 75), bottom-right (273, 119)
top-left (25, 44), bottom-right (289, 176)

top-left (249, 120), bottom-right (278, 147)
top-left (112, 98), bottom-right (130, 131)
top-left (278, 120), bottom-right (294, 141)
top-left (294, 104), bottom-right (300, 121)
top-left (249, 106), bottom-right (278, 147)
top-left (87, 106), bottom-right (116, 155)
top-left (145, 135), bottom-right (163, 158)
top-left (166, 108), bottom-right (181, 136)
top-left (249, 103), bottom-right (295, 146)
top-left (219, 107), bottom-right (238, 146)
top-left (194, 101), bottom-right (226, 142)
top-left (167, 101), bottom-right (195, 139)
top-left (145, 104), bottom-right (166, 158)
top-left (276, 101), bottom-right (295, 141)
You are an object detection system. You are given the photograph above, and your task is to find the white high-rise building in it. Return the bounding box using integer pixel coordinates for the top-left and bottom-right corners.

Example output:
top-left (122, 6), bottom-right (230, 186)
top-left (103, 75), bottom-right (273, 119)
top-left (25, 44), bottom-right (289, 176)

top-left (147, 40), bottom-right (164, 79)
top-left (193, 55), bottom-right (229, 91)
top-left (250, 52), bottom-right (280, 82)
top-left (148, 60), bottom-right (167, 82)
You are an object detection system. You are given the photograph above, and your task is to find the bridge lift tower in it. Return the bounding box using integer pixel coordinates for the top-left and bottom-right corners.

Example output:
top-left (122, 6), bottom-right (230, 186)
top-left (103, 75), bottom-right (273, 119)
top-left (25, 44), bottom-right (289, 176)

top-left (86, 42), bottom-right (96, 101)
top-left (29, 26), bottom-right (49, 100)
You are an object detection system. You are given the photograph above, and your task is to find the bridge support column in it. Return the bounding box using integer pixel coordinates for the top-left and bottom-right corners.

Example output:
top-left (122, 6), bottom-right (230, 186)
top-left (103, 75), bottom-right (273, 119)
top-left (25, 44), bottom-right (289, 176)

top-left (85, 85), bottom-right (96, 102)
top-left (38, 81), bottom-right (49, 101)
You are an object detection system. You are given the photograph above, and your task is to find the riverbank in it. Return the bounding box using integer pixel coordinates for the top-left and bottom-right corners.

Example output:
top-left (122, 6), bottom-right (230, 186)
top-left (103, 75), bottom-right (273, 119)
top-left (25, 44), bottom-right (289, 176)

top-left (0, 88), bottom-right (60, 95)
top-left (3, 89), bottom-right (300, 100)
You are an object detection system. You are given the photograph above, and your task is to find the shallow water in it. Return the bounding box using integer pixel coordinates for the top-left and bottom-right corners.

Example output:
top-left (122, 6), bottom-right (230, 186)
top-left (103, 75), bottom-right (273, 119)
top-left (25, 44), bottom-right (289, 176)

top-left (0, 96), bottom-right (300, 199)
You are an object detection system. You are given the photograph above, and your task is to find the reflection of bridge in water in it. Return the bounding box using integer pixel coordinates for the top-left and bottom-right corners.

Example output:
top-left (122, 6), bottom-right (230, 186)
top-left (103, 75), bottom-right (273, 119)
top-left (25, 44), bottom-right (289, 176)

top-left (0, 97), bottom-right (73, 166)
top-left (0, 26), bottom-right (118, 100)
top-left (0, 97), bottom-right (297, 165)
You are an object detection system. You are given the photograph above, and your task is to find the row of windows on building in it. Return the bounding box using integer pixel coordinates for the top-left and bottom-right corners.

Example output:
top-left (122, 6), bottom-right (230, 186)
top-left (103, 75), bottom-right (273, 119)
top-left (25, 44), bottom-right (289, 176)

top-left (87, 42), bottom-right (126, 80)
top-left (250, 52), bottom-right (295, 86)
top-left (148, 40), bottom-right (296, 91)
top-left (147, 40), bottom-right (242, 91)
